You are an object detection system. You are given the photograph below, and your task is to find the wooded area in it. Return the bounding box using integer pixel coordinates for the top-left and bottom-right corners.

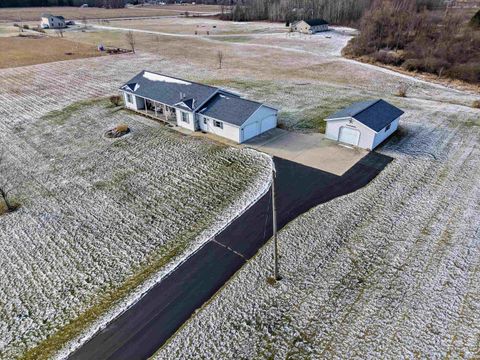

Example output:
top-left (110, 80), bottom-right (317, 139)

top-left (344, 0), bottom-right (480, 84)
top-left (222, 0), bottom-right (446, 24)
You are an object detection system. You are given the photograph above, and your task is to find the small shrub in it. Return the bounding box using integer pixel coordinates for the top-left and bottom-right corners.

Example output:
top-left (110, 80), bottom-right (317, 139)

top-left (473, 100), bottom-right (480, 109)
top-left (13, 23), bottom-right (19, 27)
top-left (105, 124), bottom-right (130, 138)
top-left (445, 63), bottom-right (480, 84)
top-left (109, 95), bottom-right (122, 106)
top-left (23, 24), bottom-right (29, 29)
top-left (396, 83), bottom-right (408, 97)
top-left (402, 58), bottom-right (424, 72)
top-left (373, 50), bottom-right (404, 66)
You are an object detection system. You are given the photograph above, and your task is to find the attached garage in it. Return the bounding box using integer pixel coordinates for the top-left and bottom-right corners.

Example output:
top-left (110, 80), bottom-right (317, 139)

top-left (198, 93), bottom-right (278, 143)
top-left (325, 99), bottom-right (404, 151)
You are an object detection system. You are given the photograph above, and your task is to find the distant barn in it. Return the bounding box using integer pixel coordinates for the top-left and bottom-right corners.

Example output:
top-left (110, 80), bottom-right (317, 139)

top-left (292, 19), bottom-right (329, 34)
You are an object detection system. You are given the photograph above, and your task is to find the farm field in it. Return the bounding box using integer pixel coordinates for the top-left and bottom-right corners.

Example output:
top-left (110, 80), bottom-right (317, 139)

top-left (1, 14), bottom-right (479, 360)
top-left (103, 17), bottom-right (287, 36)
top-left (0, 4), bottom-right (221, 22)
top-left (0, 35), bottom-right (104, 69)
top-left (0, 56), bottom-right (271, 359)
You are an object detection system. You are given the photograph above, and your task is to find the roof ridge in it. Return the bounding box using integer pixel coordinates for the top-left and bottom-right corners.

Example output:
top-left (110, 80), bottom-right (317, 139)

top-left (352, 99), bottom-right (382, 117)
top-left (141, 69), bottom-right (217, 90)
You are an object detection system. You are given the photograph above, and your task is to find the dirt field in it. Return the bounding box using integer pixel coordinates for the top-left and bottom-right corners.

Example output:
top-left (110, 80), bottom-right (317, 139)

top-left (0, 5), bottom-right (221, 22)
top-left (0, 35), bottom-right (104, 68)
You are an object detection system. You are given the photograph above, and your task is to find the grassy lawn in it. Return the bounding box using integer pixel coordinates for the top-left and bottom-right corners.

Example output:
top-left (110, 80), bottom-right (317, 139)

top-left (0, 98), bottom-right (270, 360)
top-left (0, 35), bottom-right (105, 69)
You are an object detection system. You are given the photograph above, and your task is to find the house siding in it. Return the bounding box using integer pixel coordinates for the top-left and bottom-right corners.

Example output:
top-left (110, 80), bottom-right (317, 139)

top-left (372, 117), bottom-right (400, 149)
top-left (41, 16), bottom-right (65, 29)
top-left (176, 110), bottom-right (196, 132)
top-left (240, 106), bottom-right (278, 143)
top-left (199, 115), bottom-right (240, 142)
top-left (325, 117), bottom-right (376, 150)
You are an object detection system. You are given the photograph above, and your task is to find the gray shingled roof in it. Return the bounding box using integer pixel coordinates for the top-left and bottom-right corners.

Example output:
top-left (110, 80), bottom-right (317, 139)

top-left (120, 71), bottom-right (278, 126)
top-left (199, 93), bottom-right (263, 126)
top-left (326, 99), bottom-right (404, 132)
top-left (119, 70), bottom-right (217, 111)
top-left (304, 19), bottom-right (329, 26)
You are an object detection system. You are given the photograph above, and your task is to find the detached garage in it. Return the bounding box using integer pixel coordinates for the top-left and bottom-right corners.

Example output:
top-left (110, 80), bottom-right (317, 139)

top-left (325, 99), bottom-right (404, 150)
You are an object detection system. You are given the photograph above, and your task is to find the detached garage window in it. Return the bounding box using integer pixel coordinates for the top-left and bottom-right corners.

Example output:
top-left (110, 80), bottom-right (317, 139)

top-left (126, 94), bottom-right (133, 103)
top-left (385, 124), bottom-right (391, 131)
top-left (213, 120), bottom-right (223, 129)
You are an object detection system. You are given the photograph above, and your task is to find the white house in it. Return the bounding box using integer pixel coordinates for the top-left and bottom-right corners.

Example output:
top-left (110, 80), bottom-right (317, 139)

top-left (324, 99), bottom-right (404, 150)
top-left (40, 14), bottom-right (66, 29)
top-left (120, 70), bottom-right (278, 143)
top-left (292, 19), bottom-right (329, 34)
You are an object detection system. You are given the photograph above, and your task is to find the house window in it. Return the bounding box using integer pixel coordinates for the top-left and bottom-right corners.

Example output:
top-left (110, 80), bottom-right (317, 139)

top-left (126, 93), bottom-right (133, 103)
top-left (203, 117), bottom-right (208, 125)
top-left (385, 124), bottom-right (391, 131)
top-left (213, 120), bottom-right (223, 129)
top-left (181, 112), bottom-right (189, 123)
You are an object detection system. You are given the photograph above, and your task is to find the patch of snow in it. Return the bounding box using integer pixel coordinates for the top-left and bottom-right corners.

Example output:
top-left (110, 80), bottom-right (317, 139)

top-left (143, 71), bottom-right (191, 85)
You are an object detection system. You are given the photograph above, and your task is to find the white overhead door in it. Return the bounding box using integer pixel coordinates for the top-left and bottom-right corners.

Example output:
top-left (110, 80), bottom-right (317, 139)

top-left (242, 123), bottom-right (259, 142)
top-left (338, 126), bottom-right (360, 146)
top-left (260, 115), bottom-right (276, 133)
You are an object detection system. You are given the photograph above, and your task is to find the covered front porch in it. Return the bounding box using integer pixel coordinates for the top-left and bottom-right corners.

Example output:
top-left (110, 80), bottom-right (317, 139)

top-left (139, 97), bottom-right (177, 125)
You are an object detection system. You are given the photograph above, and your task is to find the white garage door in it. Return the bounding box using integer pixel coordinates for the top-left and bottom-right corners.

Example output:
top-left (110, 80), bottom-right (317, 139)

top-left (261, 116), bottom-right (276, 133)
top-left (242, 123), bottom-right (259, 142)
top-left (338, 126), bottom-right (360, 146)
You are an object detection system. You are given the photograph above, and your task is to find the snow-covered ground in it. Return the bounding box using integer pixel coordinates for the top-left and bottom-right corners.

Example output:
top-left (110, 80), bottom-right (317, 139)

top-left (1, 17), bottom-right (479, 359)
top-left (139, 22), bottom-right (480, 360)
top-left (0, 58), bottom-right (272, 359)
top-left (156, 99), bottom-right (480, 359)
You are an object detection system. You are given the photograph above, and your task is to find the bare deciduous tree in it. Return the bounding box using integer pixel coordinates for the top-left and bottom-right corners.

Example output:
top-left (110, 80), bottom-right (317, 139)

top-left (55, 29), bottom-right (64, 38)
top-left (217, 50), bottom-right (224, 69)
top-left (126, 31), bottom-right (136, 54)
top-left (0, 151), bottom-right (17, 214)
top-left (82, 16), bottom-right (88, 30)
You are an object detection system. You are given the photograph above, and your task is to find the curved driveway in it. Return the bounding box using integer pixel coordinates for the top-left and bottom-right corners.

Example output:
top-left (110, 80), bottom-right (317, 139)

top-left (69, 153), bottom-right (392, 360)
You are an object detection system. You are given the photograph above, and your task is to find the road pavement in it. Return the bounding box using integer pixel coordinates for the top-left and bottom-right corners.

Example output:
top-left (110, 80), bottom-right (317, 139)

top-left (69, 152), bottom-right (392, 360)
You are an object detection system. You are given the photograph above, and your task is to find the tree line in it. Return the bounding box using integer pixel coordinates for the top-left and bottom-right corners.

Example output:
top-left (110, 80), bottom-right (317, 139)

top-left (344, 0), bottom-right (480, 84)
top-left (222, 0), bottom-right (446, 24)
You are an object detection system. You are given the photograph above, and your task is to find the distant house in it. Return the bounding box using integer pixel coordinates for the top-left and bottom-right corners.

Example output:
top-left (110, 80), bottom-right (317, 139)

top-left (120, 71), bottom-right (278, 143)
top-left (40, 14), bottom-right (66, 29)
top-left (325, 99), bottom-right (404, 150)
top-left (292, 19), bottom-right (329, 34)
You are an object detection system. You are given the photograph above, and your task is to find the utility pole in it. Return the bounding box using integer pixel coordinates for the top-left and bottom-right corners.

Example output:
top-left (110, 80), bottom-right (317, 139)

top-left (272, 164), bottom-right (280, 281)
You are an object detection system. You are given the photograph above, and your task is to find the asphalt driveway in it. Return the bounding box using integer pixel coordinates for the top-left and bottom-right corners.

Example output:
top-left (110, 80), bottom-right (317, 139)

top-left (69, 153), bottom-right (392, 360)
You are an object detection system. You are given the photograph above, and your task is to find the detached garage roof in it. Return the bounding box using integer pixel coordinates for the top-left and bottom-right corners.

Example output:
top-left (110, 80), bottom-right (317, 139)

top-left (199, 93), bottom-right (264, 126)
top-left (326, 99), bottom-right (404, 132)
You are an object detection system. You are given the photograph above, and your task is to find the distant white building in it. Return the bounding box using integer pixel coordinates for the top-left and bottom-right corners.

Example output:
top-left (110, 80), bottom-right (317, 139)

top-left (120, 71), bottom-right (278, 143)
top-left (292, 19), bottom-right (329, 34)
top-left (40, 14), bottom-right (66, 29)
top-left (324, 99), bottom-right (404, 150)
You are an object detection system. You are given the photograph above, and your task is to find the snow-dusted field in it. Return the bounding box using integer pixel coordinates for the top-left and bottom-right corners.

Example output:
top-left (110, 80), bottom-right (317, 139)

top-left (1, 16), bottom-right (479, 359)
top-left (156, 101), bottom-right (480, 359)
top-left (0, 59), bottom-right (272, 359)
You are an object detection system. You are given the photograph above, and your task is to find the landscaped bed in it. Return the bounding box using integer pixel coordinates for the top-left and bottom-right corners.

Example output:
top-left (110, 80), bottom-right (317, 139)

top-left (0, 97), bottom-right (271, 359)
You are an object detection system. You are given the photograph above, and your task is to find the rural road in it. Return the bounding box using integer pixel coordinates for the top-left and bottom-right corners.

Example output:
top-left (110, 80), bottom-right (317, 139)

top-left (69, 152), bottom-right (392, 360)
